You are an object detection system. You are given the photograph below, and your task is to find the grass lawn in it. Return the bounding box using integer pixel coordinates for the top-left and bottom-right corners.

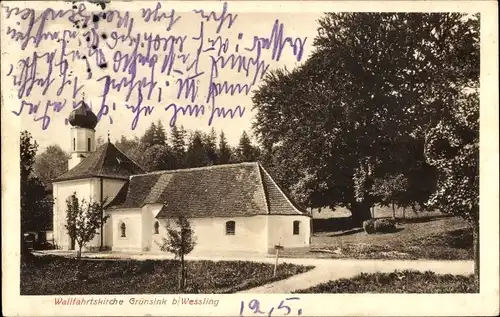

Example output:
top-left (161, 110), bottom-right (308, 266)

top-left (283, 215), bottom-right (473, 260)
top-left (294, 270), bottom-right (477, 293)
top-left (21, 255), bottom-right (313, 295)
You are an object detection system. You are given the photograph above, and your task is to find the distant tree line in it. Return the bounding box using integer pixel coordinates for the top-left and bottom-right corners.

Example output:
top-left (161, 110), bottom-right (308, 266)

top-left (104, 122), bottom-right (261, 172)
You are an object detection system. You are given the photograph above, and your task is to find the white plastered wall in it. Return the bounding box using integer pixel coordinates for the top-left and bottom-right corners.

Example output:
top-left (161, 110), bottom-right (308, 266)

top-left (266, 215), bottom-right (311, 252)
top-left (53, 177), bottom-right (126, 250)
top-left (109, 208), bottom-right (143, 252)
top-left (149, 215), bottom-right (269, 254)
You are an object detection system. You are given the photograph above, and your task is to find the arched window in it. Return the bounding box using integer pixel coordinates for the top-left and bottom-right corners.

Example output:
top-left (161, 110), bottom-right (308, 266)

top-left (120, 222), bottom-right (126, 238)
top-left (154, 221), bottom-right (159, 234)
top-left (293, 221), bottom-right (300, 235)
top-left (73, 138), bottom-right (76, 151)
top-left (87, 138), bottom-right (91, 151)
top-left (225, 221), bottom-right (235, 235)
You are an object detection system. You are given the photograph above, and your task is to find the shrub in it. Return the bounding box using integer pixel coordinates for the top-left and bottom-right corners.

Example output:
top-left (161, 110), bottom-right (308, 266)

top-left (374, 218), bottom-right (397, 233)
top-left (363, 219), bottom-right (376, 234)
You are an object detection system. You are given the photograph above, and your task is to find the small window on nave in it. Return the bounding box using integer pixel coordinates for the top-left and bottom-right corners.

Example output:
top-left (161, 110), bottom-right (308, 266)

top-left (293, 221), bottom-right (300, 235)
top-left (120, 222), bottom-right (126, 238)
top-left (226, 221), bottom-right (235, 235)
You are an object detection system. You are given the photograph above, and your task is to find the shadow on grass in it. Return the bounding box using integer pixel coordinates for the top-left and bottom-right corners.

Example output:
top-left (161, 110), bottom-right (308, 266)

top-left (380, 227), bottom-right (405, 234)
top-left (327, 228), bottom-right (365, 237)
top-left (440, 228), bottom-right (472, 249)
top-left (313, 216), bottom-right (353, 233)
top-left (397, 214), bottom-right (453, 224)
top-left (327, 227), bottom-right (405, 237)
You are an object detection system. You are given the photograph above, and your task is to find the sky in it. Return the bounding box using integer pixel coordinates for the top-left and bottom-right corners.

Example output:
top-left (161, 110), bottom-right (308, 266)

top-left (1, 1), bottom-right (323, 153)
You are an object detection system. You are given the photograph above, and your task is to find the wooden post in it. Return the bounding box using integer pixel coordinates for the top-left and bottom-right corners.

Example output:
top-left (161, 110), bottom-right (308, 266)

top-left (274, 249), bottom-right (279, 277)
top-left (273, 245), bottom-right (284, 277)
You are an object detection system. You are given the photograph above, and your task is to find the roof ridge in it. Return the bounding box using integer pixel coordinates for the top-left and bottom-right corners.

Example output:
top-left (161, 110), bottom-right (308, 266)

top-left (144, 173), bottom-right (172, 204)
top-left (130, 162), bottom-right (259, 178)
top-left (95, 142), bottom-right (110, 175)
top-left (111, 142), bottom-right (146, 172)
top-left (260, 165), bottom-right (308, 216)
top-left (256, 163), bottom-right (271, 215)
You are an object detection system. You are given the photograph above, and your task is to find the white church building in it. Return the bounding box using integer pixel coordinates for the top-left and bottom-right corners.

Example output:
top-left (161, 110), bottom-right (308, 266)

top-left (52, 103), bottom-right (311, 254)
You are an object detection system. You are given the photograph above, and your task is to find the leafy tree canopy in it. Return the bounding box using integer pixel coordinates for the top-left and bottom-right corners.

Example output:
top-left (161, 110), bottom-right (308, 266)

top-left (252, 13), bottom-right (479, 225)
top-left (65, 193), bottom-right (109, 258)
top-left (20, 131), bottom-right (53, 233)
top-left (34, 145), bottom-right (69, 190)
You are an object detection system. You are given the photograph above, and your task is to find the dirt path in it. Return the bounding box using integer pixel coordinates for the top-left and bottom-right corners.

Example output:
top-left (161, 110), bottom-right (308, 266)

top-left (237, 259), bottom-right (474, 293)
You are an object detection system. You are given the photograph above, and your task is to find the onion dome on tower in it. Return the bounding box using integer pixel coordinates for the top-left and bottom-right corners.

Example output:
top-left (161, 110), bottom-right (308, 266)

top-left (67, 101), bottom-right (99, 170)
top-left (68, 102), bottom-right (98, 130)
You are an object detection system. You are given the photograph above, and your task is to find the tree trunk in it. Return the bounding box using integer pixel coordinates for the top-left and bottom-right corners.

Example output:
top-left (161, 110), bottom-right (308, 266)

top-left (411, 204), bottom-right (418, 215)
top-left (177, 263), bottom-right (182, 290)
top-left (180, 255), bottom-right (185, 290)
top-left (77, 245), bottom-right (82, 260)
top-left (351, 201), bottom-right (372, 228)
top-left (391, 201), bottom-right (396, 219)
top-left (76, 245), bottom-right (83, 280)
top-left (402, 207), bottom-right (406, 219)
top-left (472, 221), bottom-right (480, 291)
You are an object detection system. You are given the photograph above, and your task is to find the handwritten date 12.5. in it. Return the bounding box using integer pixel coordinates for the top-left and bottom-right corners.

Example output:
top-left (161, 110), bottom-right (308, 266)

top-left (240, 298), bottom-right (302, 316)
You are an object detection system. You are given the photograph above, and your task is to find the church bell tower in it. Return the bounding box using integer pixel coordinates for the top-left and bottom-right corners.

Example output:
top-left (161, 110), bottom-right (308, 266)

top-left (68, 101), bottom-right (98, 170)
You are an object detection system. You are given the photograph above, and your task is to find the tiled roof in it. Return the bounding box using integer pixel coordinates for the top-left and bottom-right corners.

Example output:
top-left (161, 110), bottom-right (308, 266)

top-left (260, 167), bottom-right (306, 215)
top-left (53, 142), bottom-right (145, 182)
top-left (107, 162), bottom-right (308, 218)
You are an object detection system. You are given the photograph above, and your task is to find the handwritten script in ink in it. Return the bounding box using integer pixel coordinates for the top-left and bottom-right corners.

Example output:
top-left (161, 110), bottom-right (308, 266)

top-left (2, 1), bottom-right (307, 130)
top-left (240, 298), bottom-right (302, 316)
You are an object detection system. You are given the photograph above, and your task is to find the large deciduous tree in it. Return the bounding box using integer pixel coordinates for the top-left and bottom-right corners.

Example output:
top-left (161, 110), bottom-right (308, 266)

top-left (252, 13), bottom-right (479, 227)
top-left (34, 145), bottom-right (69, 190)
top-left (20, 131), bottom-right (53, 238)
top-left (21, 131), bottom-right (37, 184)
top-left (424, 90), bottom-right (479, 286)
